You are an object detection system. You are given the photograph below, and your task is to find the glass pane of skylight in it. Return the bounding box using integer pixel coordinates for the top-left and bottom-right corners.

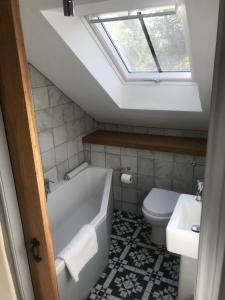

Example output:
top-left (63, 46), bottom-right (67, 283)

top-left (103, 19), bottom-right (157, 73)
top-left (144, 14), bottom-right (190, 72)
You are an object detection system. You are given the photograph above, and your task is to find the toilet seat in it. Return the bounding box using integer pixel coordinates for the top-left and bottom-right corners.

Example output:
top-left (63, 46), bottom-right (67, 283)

top-left (143, 188), bottom-right (180, 218)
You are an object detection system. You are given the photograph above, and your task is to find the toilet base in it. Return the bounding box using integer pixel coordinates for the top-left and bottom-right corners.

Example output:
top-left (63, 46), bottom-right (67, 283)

top-left (151, 225), bottom-right (167, 245)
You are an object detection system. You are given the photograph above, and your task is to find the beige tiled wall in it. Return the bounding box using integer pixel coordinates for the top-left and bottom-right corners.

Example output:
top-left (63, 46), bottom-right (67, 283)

top-left (29, 64), bottom-right (97, 187)
top-left (29, 63), bottom-right (207, 213)
top-left (84, 144), bottom-right (206, 214)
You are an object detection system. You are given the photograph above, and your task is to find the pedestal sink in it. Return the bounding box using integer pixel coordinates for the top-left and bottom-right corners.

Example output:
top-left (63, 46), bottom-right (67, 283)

top-left (166, 194), bottom-right (202, 300)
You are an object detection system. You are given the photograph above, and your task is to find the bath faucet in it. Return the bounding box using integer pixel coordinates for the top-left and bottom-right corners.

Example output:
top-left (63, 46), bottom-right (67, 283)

top-left (44, 178), bottom-right (54, 195)
top-left (196, 180), bottom-right (204, 202)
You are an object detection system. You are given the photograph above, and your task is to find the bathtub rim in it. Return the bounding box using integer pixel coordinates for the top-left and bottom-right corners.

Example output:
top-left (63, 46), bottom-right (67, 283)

top-left (49, 165), bottom-right (113, 275)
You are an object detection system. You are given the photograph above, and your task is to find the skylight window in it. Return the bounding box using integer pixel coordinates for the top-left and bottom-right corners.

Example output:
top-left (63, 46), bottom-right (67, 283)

top-left (88, 6), bottom-right (191, 81)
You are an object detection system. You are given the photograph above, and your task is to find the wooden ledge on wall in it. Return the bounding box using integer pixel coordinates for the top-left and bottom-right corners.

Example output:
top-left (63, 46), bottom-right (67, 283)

top-left (83, 130), bottom-right (207, 156)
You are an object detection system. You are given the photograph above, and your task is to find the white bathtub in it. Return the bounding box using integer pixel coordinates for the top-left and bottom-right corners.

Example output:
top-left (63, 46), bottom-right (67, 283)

top-left (47, 165), bottom-right (113, 300)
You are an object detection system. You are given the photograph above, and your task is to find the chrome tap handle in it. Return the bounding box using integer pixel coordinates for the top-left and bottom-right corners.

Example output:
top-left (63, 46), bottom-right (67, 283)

top-left (196, 180), bottom-right (204, 201)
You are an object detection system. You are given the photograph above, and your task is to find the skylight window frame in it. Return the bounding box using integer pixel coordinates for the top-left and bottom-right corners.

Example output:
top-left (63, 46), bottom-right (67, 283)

top-left (88, 7), bottom-right (192, 82)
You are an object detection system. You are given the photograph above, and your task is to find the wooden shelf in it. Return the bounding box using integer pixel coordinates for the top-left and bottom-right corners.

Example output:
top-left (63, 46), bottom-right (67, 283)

top-left (83, 130), bottom-right (207, 156)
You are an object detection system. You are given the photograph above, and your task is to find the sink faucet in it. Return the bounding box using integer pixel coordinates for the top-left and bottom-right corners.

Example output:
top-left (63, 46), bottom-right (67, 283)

top-left (44, 178), bottom-right (54, 195)
top-left (196, 180), bottom-right (204, 202)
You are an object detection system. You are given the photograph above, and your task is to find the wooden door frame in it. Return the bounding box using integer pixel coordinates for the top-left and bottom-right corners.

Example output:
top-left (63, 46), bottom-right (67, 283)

top-left (0, 0), bottom-right (59, 299)
top-left (1, 0), bottom-right (225, 299)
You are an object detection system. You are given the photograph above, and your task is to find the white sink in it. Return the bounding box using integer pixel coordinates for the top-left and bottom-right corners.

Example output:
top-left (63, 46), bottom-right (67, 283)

top-left (166, 194), bottom-right (202, 259)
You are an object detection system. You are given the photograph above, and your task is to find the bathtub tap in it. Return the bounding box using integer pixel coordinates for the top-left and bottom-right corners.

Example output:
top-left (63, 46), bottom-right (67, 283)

top-left (44, 178), bottom-right (54, 195)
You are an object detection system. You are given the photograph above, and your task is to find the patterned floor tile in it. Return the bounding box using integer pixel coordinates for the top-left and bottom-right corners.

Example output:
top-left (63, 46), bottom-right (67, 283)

top-left (87, 210), bottom-right (180, 300)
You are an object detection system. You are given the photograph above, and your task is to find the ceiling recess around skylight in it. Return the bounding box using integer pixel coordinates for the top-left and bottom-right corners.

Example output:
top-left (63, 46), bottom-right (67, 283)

top-left (88, 5), bottom-right (191, 81)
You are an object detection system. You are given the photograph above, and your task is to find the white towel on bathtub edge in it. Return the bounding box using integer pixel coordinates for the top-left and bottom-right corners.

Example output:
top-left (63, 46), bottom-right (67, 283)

top-left (57, 224), bottom-right (98, 282)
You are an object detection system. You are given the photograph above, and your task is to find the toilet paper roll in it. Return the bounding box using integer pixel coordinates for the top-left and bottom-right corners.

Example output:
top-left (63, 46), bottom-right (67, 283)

top-left (121, 173), bottom-right (133, 184)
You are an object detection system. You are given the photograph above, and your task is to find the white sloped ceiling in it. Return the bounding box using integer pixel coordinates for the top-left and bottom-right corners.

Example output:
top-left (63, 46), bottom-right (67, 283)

top-left (20, 0), bottom-right (219, 130)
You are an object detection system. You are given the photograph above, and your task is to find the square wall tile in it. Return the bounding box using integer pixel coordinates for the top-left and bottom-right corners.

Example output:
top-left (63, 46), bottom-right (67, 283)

top-left (137, 175), bottom-right (154, 192)
top-left (112, 171), bottom-right (121, 187)
top-left (36, 109), bottom-right (52, 132)
top-left (51, 106), bottom-right (64, 128)
top-left (48, 86), bottom-right (69, 107)
top-left (53, 125), bottom-right (67, 146)
top-left (66, 122), bottom-right (76, 140)
top-left (84, 151), bottom-right (91, 163)
top-left (154, 151), bottom-right (174, 162)
top-left (155, 177), bottom-right (172, 190)
top-left (78, 151), bottom-right (85, 164)
top-left (155, 160), bottom-right (173, 179)
top-left (122, 188), bottom-right (138, 204)
top-left (138, 157), bottom-right (154, 176)
top-left (74, 103), bottom-right (84, 120)
top-left (84, 143), bottom-right (91, 151)
top-left (85, 115), bottom-right (95, 133)
top-left (76, 136), bottom-right (83, 152)
top-left (57, 160), bottom-right (69, 181)
top-left (138, 149), bottom-right (154, 159)
top-left (173, 163), bottom-right (193, 181)
top-left (67, 139), bottom-right (78, 157)
top-left (193, 165), bottom-right (205, 181)
top-left (91, 152), bottom-right (106, 168)
top-left (194, 156), bottom-right (206, 165)
top-left (174, 154), bottom-right (194, 164)
top-left (113, 200), bottom-right (122, 210)
top-left (173, 178), bottom-right (193, 194)
top-left (68, 154), bottom-right (79, 170)
top-left (105, 146), bottom-right (121, 155)
top-left (55, 143), bottom-right (68, 165)
top-left (32, 87), bottom-right (49, 111)
top-left (138, 190), bottom-right (150, 205)
top-left (121, 155), bottom-right (137, 173)
top-left (113, 186), bottom-right (122, 201)
top-left (121, 147), bottom-right (137, 157)
top-left (63, 103), bottom-right (74, 123)
top-left (106, 154), bottom-right (121, 170)
top-left (39, 131), bottom-right (54, 153)
top-left (73, 119), bottom-right (86, 137)
top-left (29, 65), bottom-right (49, 88)
top-left (122, 202), bottom-right (138, 214)
top-left (91, 144), bottom-right (105, 153)
top-left (41, 148), bottom-right (56, 172)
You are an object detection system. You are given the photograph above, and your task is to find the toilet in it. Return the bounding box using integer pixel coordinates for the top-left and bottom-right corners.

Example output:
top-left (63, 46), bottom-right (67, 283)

top-left (142, 188), bottom-right (180, 245)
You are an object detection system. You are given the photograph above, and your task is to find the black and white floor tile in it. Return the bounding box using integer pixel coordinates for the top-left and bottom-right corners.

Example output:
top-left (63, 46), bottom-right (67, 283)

top-left (87, 210), bottom-right (180, 300)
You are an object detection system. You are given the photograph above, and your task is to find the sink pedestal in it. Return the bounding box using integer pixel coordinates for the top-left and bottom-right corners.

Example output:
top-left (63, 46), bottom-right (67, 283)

top-left (166, 194), bottom-right (201, 300)
top-left (178, 256), bottom-right (197, 300)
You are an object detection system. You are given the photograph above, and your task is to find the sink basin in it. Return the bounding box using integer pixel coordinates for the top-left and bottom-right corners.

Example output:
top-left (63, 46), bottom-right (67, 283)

top-left (166, 194), bottom-right (202, 259)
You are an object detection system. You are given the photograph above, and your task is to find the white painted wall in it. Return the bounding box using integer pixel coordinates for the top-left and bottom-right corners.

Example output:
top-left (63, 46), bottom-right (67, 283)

top-left (122, 82), bottom-right (201, 111)
top-left (19, 0), bottom-right (219, 130)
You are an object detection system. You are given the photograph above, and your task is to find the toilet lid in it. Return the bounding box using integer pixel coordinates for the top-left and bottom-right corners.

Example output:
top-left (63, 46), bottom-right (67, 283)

top-left (143, 188), bottom-right (180, 218)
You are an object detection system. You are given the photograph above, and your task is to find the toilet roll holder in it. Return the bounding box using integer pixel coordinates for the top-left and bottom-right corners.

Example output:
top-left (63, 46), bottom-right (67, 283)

top-left (120, 167), bottom-right (132, 174)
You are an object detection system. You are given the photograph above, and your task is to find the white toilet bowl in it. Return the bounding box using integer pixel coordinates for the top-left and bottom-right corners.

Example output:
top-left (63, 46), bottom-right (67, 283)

top-left (142, 188), bottom-right (180, 245)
